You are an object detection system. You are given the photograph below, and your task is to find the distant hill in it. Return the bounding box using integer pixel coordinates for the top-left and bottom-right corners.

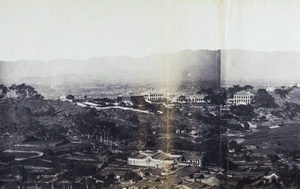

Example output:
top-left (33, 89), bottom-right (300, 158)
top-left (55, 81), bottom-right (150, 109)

top-left (2, 49), bottom-right (300, 88)
top-left (0, 49), bottom-right (220, 87)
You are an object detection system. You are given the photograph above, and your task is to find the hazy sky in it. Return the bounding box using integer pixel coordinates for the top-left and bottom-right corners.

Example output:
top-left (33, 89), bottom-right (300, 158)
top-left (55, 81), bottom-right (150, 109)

top-left (0, 0), bottom-right (220, 61)
top-left (225, 0), bottom-right (300, 52)
top-left (1, 0), bottom-right (300, 61)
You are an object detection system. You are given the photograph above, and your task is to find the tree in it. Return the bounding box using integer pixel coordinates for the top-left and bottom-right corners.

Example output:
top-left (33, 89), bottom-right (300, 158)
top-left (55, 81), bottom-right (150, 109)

top-left (73, 164), bottom-right (97, 176)
top-left (46, 106), bottom-right (56, 116)
top-left (202, 139), bottom-right (229, 167)
top-left (278, 165), bottom-right (300, 187)
top-left (129, 115), bottom-right (139, 125)
top-left (66, 94), bottom-right (75, 100)
top-left (229, 140), bottom-right (243, 152)
top-left (243, 85), bottom-right (254, 91)
top-left (274, 87), bottom-right (294, 99)
top-left (177, 95), bottom-right (187, 102)
top-left (204, 90), bottom-right (227, 105)
top-left (255, 89), bottom-right (277, 108)
top-left (2, 154), bottom-right (15, 162)
top-left (0, 84), bottom-right (8, 99)
top-left (9, 83), bottom-right (43, 99)
top-left (42, 148), bottom-right (55, 157)
top-left (227, 85), bottom-right (253, 97)
top-left (197, 87), bottom-right (215, 95)
top-left (145, 140), bottom-right (156, 148)
top-left (233, 85), bottom-right (243, 92)
top-left (281, 102), bottom-right (300, 119)
top-left (137, 123), bottom-right (149, 146)
top-left (230, 104), bottom-right (255, 120)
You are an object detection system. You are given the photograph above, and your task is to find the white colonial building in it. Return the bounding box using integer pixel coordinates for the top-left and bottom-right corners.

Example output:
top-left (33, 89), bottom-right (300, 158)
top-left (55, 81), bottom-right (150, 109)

top-left (127, 150), bottom-right (182, 168)
top-left (141, 90), bottom-right (165, 101)
top-left (233, 91), bottom-right (254, 105)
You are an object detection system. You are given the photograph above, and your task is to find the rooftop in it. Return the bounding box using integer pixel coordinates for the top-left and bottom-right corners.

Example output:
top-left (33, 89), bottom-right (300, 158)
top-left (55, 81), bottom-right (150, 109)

top-left (235, 90), bottom-right (253, 96)
top-left (175, 166), bottom-right (201, 177)
top-left (129, 151), bottom-right (181, 160)
top-left (152, 152), bottom-right (181, 160)
top-left (130, 153), bottom-right (147, 159)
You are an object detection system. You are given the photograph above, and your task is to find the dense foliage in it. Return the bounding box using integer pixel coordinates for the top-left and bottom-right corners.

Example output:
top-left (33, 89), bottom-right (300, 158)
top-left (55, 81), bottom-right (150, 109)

top-left (0, 83), bottom-right (43, 99)
top-left (254, 89), bottom-right (277, 108)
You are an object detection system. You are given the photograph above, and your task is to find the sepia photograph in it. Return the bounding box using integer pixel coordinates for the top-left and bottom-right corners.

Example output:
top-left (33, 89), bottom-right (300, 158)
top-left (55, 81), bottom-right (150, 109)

top-left (1, 0), bottom-right (300, 188)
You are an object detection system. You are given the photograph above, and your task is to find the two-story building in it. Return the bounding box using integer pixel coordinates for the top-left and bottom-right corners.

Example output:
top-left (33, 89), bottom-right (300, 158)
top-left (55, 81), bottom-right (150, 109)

top-left (233, 91), bottom-right (254, 105)
top-left (141, 90), bottom-right (165, 102)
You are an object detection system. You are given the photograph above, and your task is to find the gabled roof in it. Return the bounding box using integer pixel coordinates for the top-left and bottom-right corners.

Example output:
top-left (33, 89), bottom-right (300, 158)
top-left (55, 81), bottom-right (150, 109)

top-left (130, 151), bottom-right (181, 161)
top-left (152, 152), bottom-right (180, 160)
top-left (130, 153), bottom-right (146, 159)
top-left (175, 166), bottom-right (201, 177)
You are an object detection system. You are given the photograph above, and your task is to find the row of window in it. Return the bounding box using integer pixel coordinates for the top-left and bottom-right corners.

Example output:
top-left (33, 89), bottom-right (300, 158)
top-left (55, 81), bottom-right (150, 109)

top-left (149, 97), bottom-right (163, 100)
top-left (234, 95), bottom-right (251, 99)
top-left (234, 99), bottom-right (251, 103)
top-left (149, 94), bottom-right (163, 97)
top-left (177, 98), bottom-right (204, 102)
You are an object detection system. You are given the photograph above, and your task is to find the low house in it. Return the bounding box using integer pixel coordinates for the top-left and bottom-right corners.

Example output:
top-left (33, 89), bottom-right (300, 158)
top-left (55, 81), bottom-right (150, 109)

top-left (172, 94), bottom-right (206, 103)
top-left (174, 166), bottom-right (201, 182)
top-left (178, 151), bottom-right (202, 167)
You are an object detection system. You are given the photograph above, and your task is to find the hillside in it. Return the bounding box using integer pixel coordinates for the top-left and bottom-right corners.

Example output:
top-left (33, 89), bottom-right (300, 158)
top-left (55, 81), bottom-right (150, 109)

top-left (0, 99), bottom-right (84, 147)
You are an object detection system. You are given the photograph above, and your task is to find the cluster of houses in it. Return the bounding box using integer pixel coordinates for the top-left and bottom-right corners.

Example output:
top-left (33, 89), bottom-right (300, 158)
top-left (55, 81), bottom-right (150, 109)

top-left (135, 89), bottom-right (207, 104)
top-left (140, 90), bottom-right (206, 103)
top-left (62, 89), bottom-right (208, 105)
top-left (141, 89), bottom-right (256, 106)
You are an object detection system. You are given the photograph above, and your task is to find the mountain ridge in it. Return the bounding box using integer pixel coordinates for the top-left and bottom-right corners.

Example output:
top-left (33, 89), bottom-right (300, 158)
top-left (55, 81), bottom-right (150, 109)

top-left (0, 49), bottom-right (220, 85)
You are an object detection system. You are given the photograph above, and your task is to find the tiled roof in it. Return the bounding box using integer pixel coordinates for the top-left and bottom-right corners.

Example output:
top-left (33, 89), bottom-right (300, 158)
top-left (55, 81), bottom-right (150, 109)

top-left (235, 90), bottom-right (252, 96)
top-left (130, 153), bottom-right (146, 159)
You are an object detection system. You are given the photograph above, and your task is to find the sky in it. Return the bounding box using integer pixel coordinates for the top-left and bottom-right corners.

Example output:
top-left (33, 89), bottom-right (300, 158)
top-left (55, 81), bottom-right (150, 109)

top-left (1, 0), bottom-right (300, 61)
top-left (0, 0), bottom-right (220, 61)
top-left (225, 0), bottom-right (300, 52)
